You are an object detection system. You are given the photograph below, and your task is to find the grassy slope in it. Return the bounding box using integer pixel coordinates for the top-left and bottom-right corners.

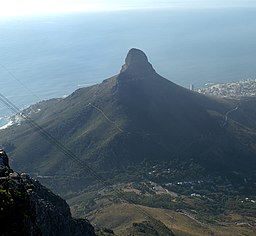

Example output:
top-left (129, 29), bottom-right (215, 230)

top-left (81, 203), bottom-right (255, 236)
top-left (68, 182), bottom-right (256, 236)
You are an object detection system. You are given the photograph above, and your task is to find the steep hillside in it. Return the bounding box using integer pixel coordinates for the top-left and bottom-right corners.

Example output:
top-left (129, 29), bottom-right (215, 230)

top-left (0, 171), bottom-right (96, 236)
top-left (0, 49), bottom-right (256, 193)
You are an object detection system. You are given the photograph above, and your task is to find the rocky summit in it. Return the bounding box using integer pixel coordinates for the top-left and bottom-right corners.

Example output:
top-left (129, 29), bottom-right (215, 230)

top-left (120, 48), bottom-right (155, 74)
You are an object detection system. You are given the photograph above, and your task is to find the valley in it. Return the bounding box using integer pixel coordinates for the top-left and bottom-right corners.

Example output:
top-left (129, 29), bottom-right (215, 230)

top-left (67, 180), bottom-right (256, 235)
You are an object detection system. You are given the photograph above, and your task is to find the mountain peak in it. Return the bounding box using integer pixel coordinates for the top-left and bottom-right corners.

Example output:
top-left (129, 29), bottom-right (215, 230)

top-left (120, 48), bottom-right (155, 74)
top-left (125, 48), bottom-right (149, 66)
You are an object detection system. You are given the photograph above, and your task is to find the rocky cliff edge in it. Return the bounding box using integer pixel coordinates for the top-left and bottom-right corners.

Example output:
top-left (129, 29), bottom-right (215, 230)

top-left (0, 171), bottom-right (96, 236)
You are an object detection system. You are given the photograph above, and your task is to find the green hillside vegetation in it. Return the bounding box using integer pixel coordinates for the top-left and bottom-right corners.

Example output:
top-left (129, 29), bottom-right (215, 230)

top-left (1, 49), bottom-right (256, 192)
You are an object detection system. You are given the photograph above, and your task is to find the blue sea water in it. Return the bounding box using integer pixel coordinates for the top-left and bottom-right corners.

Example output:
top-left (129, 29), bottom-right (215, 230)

top-left (0, 8), bottom-right (256, 120)
top-left (0, 117), bottom-right (8, 127)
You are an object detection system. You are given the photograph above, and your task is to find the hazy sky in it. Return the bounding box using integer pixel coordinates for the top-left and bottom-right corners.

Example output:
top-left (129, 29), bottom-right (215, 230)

top-left (0, 0), bottom-right (256, 17)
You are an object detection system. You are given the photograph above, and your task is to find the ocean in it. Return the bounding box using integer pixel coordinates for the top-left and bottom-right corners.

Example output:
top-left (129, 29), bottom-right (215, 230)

top-left (0, 117), bottom-right (8, 127)
top-left (0, 8), bottom-right (256, 122)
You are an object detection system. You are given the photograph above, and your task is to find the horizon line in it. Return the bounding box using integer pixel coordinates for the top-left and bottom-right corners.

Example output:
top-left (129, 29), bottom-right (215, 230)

top-left (1, 5), bottom-right (256, 19)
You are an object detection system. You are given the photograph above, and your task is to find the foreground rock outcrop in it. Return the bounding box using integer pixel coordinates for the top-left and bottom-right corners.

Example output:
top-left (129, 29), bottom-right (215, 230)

top-left (0, 171), bottom-right (96, 236)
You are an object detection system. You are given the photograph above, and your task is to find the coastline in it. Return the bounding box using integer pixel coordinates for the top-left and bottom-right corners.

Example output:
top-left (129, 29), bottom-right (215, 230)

top-left (0, 117), bottom-right (12, 129)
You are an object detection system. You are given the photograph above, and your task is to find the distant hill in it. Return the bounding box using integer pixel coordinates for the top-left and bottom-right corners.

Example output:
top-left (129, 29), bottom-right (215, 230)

top-left (0, 48), bottom-right (256, 193)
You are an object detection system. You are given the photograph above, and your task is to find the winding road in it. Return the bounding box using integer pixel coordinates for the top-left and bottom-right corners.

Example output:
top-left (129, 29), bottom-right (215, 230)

top-left (221, 105), bottom-right (239, 127)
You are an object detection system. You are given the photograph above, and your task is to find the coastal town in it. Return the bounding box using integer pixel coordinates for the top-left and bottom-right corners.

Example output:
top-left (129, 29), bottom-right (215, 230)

top-left (197, 78), bottom-right (256, 98)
